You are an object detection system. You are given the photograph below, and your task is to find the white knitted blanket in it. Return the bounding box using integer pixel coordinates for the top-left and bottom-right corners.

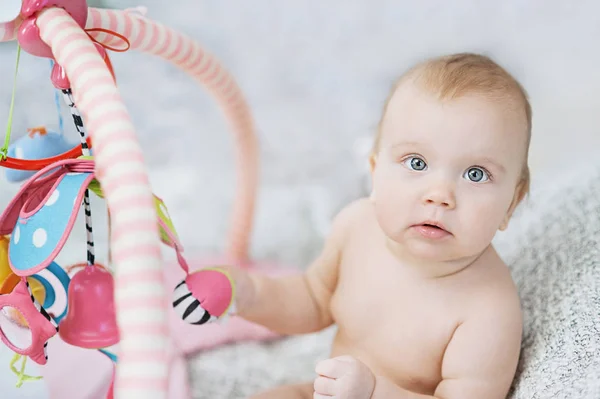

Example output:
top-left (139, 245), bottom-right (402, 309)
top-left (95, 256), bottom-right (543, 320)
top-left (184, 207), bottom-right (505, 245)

top-left (188, 162), bottom-right (600, 399)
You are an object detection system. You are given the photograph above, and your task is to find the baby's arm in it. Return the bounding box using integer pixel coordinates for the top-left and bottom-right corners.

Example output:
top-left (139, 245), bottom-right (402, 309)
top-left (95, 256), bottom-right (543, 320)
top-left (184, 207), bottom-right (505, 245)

top-left (370, 288), bottom-right (522, 399)
top-left (231, 200), bottom-right (359, 335)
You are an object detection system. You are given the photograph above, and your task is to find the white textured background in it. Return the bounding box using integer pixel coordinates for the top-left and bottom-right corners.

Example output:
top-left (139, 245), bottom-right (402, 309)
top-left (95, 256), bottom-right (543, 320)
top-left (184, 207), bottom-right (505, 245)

top-left (0, 1), bottom-right (599, 397)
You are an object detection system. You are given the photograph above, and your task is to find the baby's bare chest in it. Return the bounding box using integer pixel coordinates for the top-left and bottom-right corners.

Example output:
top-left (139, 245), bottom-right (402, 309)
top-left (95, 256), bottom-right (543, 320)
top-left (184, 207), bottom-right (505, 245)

top-left (329, 260), bottom-right (462, 393)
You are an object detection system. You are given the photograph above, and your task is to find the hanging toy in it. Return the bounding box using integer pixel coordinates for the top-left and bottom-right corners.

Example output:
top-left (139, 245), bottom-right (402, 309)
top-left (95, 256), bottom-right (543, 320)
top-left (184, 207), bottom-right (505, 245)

top-left (4, 57), bottom-right (76, 183)
top-left (0, 236), bottom-right (10, 284)
top-left (172, 268), bottom-right (236, 325)
top-left (0, 236), bottom-right (46, 306)
top-left (1, 237), bottom-right (70, 324)
top-left (5, 127), bottom-right (75, 182)
top-left (59, 263), bottom-right (119, 349)
top-left (0, 263), bottom-right (70, 323)
top-left (0, 278), bottom-right (59, 365)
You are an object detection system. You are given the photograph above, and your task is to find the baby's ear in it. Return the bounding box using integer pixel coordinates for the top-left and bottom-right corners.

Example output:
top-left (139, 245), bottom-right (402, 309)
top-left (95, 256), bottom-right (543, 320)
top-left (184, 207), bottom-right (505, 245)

top-left (368, 153), bottom-right (377, 202)
top-left (499, 179), bottom-right (528, 231)
top-left (369, 152), bottom-right (378, 173)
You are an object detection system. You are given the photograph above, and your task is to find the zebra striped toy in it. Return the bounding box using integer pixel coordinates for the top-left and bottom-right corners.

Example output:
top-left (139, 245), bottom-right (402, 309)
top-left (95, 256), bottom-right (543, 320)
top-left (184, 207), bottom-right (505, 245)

top-left (172, 268), bottom-right (236, 325)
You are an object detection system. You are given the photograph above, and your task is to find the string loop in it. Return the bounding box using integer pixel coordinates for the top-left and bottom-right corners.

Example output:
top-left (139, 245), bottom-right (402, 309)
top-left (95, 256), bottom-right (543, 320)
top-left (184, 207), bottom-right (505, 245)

top-left (85, 28), bottom-right (131, 53)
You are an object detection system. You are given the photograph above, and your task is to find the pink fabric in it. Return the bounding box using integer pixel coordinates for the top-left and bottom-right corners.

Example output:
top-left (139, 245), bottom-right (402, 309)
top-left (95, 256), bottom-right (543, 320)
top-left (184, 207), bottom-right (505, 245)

top-left (167, 341), bottom-right (192, 399)
top-left (39, 338), bottom-right (114, 399)
top-left (40, 335), bottom-right (189, 399)
top-left (40, 341), bottom-right (189, 399)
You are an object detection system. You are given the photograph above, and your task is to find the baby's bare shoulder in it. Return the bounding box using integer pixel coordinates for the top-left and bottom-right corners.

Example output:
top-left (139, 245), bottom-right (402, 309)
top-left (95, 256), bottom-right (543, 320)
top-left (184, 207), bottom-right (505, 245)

top-left (473, 278), bottom-right (521, 322)
top-left (464, 254), bottom-right (522, 325)
top-left (337, 197), bottom-right (373, 220)
top-left (323, 198), bottom-right (377, 255)
top-left (330, 197), bottom-right (374, 234)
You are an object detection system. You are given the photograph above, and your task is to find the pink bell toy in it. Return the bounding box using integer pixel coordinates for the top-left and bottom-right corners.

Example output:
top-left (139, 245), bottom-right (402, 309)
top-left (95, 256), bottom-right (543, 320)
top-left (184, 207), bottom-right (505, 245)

top-left (59, 264), bottom-right (120, 349)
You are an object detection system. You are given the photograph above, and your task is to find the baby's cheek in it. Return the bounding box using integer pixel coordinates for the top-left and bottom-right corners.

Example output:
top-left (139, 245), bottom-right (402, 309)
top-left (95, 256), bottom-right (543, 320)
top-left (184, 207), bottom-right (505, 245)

top-left (373, 196), bottom-right (409, 237)
top-left (373, 200), bottom-right (398, 231)
top-left (460, 204), bottom-right (504, 245)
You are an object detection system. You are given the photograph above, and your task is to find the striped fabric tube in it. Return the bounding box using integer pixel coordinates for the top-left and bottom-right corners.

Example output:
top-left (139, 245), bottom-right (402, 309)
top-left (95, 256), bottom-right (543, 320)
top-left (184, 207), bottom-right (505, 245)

top-left (85, 7), bottom-right (259, 263)
top-left (36, 8), bottom-right (168, 399)
top-left (0, 17), bottom-right (19, 42)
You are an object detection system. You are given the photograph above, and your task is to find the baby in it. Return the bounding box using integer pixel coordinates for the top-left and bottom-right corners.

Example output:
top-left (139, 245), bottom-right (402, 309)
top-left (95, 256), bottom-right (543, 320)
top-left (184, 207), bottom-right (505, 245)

top-left (212, 52), bottom-right (530, 398)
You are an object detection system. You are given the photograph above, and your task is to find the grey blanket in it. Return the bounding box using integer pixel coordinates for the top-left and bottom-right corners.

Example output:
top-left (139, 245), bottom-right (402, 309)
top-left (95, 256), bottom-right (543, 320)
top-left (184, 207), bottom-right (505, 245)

top-left (189, 164), bottom-right (600, 399)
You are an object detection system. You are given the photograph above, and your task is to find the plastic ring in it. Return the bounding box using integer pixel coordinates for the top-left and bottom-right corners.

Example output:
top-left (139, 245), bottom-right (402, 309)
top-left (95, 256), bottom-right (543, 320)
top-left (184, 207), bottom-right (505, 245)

top-left (0, 137), bottom-right (93, 171)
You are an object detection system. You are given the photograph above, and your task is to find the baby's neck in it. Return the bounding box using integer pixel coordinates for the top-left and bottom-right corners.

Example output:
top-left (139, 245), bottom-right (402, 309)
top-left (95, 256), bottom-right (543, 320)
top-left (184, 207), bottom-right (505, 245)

top-left (384, 238), bottom-right (491, 279)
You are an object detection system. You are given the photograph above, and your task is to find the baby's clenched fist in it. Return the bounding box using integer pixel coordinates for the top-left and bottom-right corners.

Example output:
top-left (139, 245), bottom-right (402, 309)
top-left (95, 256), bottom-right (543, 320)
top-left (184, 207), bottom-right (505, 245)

top-left (314, 355), bottom-right (375, 399)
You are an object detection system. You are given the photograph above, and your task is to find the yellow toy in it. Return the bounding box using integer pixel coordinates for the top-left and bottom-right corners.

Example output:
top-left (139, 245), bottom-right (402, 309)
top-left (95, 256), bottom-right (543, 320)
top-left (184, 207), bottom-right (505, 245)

top-left (0, 235), bottom-right (10, 283)
top-left (0, 235), bottom-right (46, 303)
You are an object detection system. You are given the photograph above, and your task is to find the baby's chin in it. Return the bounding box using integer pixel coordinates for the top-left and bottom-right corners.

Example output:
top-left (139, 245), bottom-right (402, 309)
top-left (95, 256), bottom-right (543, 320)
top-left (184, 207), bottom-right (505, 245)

top-left (404, 240), bottom-right (459, 262)
top-left (384, 233), bottom-right (468, 264)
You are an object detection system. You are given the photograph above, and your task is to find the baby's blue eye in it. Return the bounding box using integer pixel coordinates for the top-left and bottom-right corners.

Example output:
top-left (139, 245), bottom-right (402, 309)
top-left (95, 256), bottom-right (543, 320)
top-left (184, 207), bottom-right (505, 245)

top-left (464, 167), bottom-right (489, 183)
top-left (403, 156), bottom-right (427, 171)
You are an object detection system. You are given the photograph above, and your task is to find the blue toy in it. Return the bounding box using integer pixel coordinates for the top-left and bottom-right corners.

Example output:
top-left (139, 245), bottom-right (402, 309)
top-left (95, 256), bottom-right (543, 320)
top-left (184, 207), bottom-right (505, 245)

top-left (5, 127), bottom-right (75, 182)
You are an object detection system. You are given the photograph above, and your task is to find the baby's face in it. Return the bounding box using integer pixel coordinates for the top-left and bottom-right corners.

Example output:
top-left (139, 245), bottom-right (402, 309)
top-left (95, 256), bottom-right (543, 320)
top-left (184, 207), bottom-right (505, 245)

top-left (371, 82), bottom-right (528, 263)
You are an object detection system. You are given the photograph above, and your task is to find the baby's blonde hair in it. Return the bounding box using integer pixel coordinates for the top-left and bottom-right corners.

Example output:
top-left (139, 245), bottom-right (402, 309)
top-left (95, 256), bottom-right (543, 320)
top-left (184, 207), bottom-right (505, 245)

top-left (373, 52), bottom-right (532, 196)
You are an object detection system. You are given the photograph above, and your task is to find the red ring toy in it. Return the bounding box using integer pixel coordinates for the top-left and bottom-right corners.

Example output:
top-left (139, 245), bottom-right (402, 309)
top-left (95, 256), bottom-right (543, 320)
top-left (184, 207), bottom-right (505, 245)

top-left (0, 137), bottom-right (93, 171)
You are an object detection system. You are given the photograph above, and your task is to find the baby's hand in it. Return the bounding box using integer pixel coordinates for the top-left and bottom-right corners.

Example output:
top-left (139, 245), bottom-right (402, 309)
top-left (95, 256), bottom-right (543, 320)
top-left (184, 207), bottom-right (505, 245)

top-left (314, 355), bottom-right (375, 399)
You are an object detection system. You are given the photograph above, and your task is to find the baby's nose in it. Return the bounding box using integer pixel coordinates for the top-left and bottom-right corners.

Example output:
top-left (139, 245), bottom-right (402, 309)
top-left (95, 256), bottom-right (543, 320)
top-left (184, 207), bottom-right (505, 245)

top-left (423, 186), bottom-right (456, 209)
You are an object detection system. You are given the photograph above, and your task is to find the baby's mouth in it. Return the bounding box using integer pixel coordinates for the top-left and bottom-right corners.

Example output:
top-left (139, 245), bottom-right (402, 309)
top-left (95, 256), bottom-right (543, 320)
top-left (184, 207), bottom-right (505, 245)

top-left (412, 222), bottom-right (452, 239)
top-left (423, 223), bottom-right (444, 230)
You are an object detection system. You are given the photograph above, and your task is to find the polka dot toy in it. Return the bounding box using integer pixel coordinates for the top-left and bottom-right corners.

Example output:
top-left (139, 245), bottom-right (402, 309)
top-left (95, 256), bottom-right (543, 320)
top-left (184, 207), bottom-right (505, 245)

top-left (8, 170), bottom-right (95, 276)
